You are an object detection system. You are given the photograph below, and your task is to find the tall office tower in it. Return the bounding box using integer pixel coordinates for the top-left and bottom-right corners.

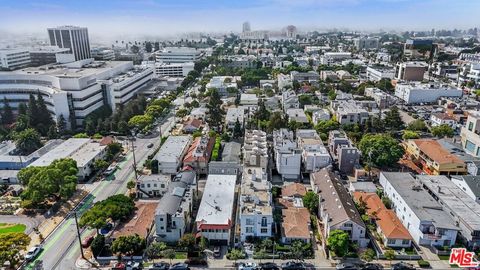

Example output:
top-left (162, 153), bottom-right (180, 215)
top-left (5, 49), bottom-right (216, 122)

top-left (47, 26), bottom-right (91, 62)
top-left (242, 21), bottom-right (251, 33)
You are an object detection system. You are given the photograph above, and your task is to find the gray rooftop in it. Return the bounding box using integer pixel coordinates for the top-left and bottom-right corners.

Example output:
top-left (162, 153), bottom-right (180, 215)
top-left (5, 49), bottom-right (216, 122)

top-left (222, 142), bottom-right (241, 163)
top-left (451, 175), bottom-right (480, 197)
top-left (155, 136), bottom-right (191, 163)
top-left (155, 170), bottom-right (196, 216)
top-left (417, 175), bottom-right (480, 233)
top-left (381, 172), bottom-right (458, 230)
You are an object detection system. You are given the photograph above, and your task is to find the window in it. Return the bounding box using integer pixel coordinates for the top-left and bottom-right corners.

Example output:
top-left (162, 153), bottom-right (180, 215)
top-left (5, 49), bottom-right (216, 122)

top-left (161, 184), bottom-right (165, 188)
top-left (141, 184), bottom-right (145, 188)
top-left (387, 239), bottom-right (396, 244)
top-left (261, 228), bottom-right (268, 233)
top-left (402, 239), bottom-right (410, 245)
top-left (147, 184), bottom-right (151, 188)
top-left (153, 184), bottom-right (157, 187)
top-left (246, 227), bottom-right (254, 233)
top-left (160, 226), bottom-right (164, 230)
top-left (344, 223), bottom-right (353, 227)
top-left (465, 140), bottom-right (476, 153)
top-left (159, 218), bottom-right (163, 221)
top-left (469, 122), bottom-right (474, 131)
top-left (261, 217), bottom-right (268, 227)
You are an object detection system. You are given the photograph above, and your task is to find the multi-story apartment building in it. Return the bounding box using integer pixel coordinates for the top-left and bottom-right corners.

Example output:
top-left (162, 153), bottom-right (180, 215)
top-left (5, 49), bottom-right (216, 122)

top-left (395, 62), bottom-right (427, 81)
top-left (155, 136), bottom-right (192, 175)
top-left (366, 66), bottom-right (395, 82)
top-left (183, 136), bottom-right (215, 175)
top-left (0, 49), bottom-right (31, 70)
top-left (90, 48), bottom-right (116, 61)
top-left (47, 26), bottom-right (91, 62)
top-left (281, 90), bottom-right (299, 111)
top-left (330, 100), bottom-right (369, 125)
top-left (460, 111), bottom-right (480, 158)
top-left (239, 166), bottom-right (273, 242)
top-left (364, 87), bottom-right (393, 109)
top-left (195, 172), bottom-right (236, 245)
top-left (243, 130), bottom-right (268, 169)
top-left (290, 71), bottom-right (320, 83)
top-left (417, 175), bottom-right (480, 247)
top-left (155, 170), bottom-right (196, 242)
top-left (328, 130), bottom-right (360, 174)
top-left (225, 107), bottom-right (245, 130)
top-left (206, 76), bottom-right (241, 96)
top-left (394, 83), bottom-right (462, 104)
top-left (273, 129), bottom-right (301, 180)
top-left (137, 174), bottom-right (170, 198)
top-left (354, 37), bottom-right (379, 51)
top-left (311, 168), bottom-right (369, 247)
top-left (155, 47), bottom-right (203, 63)
top-left (404, 139), bottom-right (466, 176)
top-left (296, 129), bottom-right (331, 172)
top-left (379, 172), bottom-right (459, 247)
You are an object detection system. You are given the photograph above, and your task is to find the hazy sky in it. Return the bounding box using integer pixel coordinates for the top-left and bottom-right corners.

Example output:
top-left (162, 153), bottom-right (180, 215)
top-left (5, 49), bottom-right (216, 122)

top-left (1, 0), bottom-right (479, 38)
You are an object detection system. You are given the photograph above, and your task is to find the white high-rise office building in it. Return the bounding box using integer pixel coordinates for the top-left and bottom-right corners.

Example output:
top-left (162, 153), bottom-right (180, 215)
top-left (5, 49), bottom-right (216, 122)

top-left (47, 26), bottom-right (91, 62)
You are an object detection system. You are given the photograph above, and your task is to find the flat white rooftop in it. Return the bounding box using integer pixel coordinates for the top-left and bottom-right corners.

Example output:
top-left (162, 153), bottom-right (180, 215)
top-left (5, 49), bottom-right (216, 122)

top-left (29, 138), bottom-right (90, 167)
top-left (195, 174), bottom-right (236, 226)
top-left (155, 136), bottom-right (191, 163)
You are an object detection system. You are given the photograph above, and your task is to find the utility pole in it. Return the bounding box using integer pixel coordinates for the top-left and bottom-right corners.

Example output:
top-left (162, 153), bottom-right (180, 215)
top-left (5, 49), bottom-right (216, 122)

top-left (73, 211), bottom-right (86, 260)
top-left (131, 138), bottom-right (138, 181)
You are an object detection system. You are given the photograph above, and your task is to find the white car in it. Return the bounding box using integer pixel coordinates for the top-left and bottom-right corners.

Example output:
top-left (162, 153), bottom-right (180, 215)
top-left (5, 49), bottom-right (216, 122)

top-left (25, 245), bottom-right (42, 261)
top-left (238, 262), bottom-right (257, 270)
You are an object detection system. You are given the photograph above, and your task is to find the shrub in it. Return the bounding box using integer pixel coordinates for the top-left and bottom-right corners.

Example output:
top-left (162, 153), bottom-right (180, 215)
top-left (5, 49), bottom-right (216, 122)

top-left (417, 260), bottom-right (430, 268)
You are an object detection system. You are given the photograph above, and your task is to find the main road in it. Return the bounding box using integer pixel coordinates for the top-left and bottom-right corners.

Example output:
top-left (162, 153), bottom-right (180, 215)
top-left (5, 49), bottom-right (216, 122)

top-left (24, 114), bottom-right (176, 270)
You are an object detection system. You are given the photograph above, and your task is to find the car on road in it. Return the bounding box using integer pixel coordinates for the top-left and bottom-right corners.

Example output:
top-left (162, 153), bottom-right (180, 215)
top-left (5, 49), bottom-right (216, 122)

top-left (126, 261), bottom-right (142, 270)
top-left (361, 263), bottom-right (383, 270)
top-left (81, 235), bottom-right (94, 248)
top-left (170, 263), bottom-right (190, 270)
top-left (259, 262), bottom-right (279, 270)
top-left (147, 143), bottom-right (154, 148)
top-left (238, 262), bottom-right (257, 270)
top-left (392, 262), bottom-right (416, 270)
top-left (336, 262), bottom-right (359, 270)
top-left (25, 245), bottom-right (42, 261)
top-left (281, 261), bottom-right (305, 270)
top-left (149, 262), bottom-right (169, 270)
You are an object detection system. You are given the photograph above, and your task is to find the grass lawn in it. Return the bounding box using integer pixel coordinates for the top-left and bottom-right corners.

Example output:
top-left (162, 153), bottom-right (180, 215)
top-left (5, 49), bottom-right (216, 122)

top-left (0, 223), bottom-right (26, 234)
top-left (175, 252), bottom-right (187, 259)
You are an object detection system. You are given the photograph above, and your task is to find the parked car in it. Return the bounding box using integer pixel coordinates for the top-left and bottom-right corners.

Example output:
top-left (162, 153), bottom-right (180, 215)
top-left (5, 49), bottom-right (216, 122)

top-left (213, 246), bottom-right (221, 257)
top-left (100, 223), bottom-right (113, 235)
top-left (147, 143), bottom-right (154, 148)
top-left (81, 236), bottom-right (94, 248)
top-left (126, 261), bottom-right (142, 270)
top-left (259, 262), bottom-right (279, 270)
top-left (111, 263), bottom-right (126, 270)
top-left (392, 262), bottom-right (416, 270)
top-left (169, 263), bottom-right (190, 270)
top-left (361, 263), bottom-right (382, 270)
top-left (25, 245), bottom-right (42, 261)
top-left (281, 261), bottom-right (305, 270)
top-left (336, 262), bottom-right (359, 270)
top-left (149, 262), bottom-right (169, 270)
top-left (238, 262), bottom-right (257, 270)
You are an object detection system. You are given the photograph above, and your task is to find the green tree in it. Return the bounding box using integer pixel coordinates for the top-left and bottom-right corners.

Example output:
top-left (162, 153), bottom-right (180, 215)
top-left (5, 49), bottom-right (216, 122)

top-left (36, 92), bottom-right (54, 134)
top-left (57, 114), bottom-right (67, 135)
top-left (27, 94), bottom-right (39, 129)
top-left (206, 89), bottom-right (224, 129)
top-left (406, 119), bottom-right (427, 132)
top-left (91, 234), bottom-right (105, 258)
top-left (358, 134), bottom-right (404, 167)
top-left (128, 114), bottom-right (153, 130)
top-left (14, 128), bottom-right (42, 154)
top-left (0, 232), bottom-right (31, 267)
top-left (402, 130), bottom-right (420, 140)
top-left (233, 119), bottom-right (243, 139)
top-left (384, 250), bottom-right (396, 266)
top-left (1, 97), bottom-right (14, 125)
top-left (94, 159), bottom-right (109, 171)
top-left (73, 133), bottom-right (89, 138)
top-left (146, 242), bottom-right (167, 262)
top-left (80, 194), bottom-right (135, 231)
top-left (360, 248), bottom-right (376, 262)
top-left (228, 249), bottom-right (244, 265)
top-left (383, 106), bottom-right (404, 131)
top-left (431, 124), bottom-right (454, 138)
top-left (291, 240), bottom-right (305, 261)
top-left (268, 111), bottom-right (287, 132)
top-left (327, 230), bottom-right (350, 257)
top-left (162, 249), bottom-right (176, 264)
top-left (303, 191), bottom-right (319, 214)
top-left (178, 233), bottom-right (196, 253)
top-left (145, 41), bottom-right (152, 53)
top-left (111, 234), bottom-right (146, 256)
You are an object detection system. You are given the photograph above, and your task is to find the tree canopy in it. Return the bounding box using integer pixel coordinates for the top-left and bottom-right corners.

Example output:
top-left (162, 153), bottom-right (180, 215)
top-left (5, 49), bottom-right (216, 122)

top-left (14, 128), bottom-right (43, 155)
top-left (358, 134), bottom-right (404, 168)
top-left (0, 232), bottom-right (31, 267)
top-left (303, 191), bottom-right (319, 214)
top-left (327, 230), bottom-right (350, 257)
top-left (431, 124), bottom-right (454, 138)
top-left (79, 194), bottom-right (135, 230)
top-left (111, 233), bottom-right (145, 256)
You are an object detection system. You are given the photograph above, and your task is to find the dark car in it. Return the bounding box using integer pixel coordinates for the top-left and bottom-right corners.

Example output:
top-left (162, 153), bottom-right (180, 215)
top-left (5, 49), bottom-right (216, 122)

top-left (336, 263), bottom-right (359, 270)
top-left (362, 263), bottom-right (382, 270)
top-left (169, 263), bottom-right (190, 270)
top-left (281, 261), bottom-right (305, 270)
top-left (392, 262), bottom-right (416, 270)
top-left (259, 262), bottom-right (279, 270)
top-left (149, 262), bottom-right (170, 270)
top-left (81, 236), bottom-right (94, 248)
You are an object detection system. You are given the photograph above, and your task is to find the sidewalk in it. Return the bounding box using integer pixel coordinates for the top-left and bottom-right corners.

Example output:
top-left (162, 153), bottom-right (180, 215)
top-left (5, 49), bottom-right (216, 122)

top-left (28, 188), bottom-right (90, 247)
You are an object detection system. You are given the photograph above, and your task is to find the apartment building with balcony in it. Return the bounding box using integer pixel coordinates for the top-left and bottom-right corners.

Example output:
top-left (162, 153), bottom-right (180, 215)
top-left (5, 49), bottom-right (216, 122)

top-left (328, 130), bottom-right (360, 174)
top-left (379, 172), bottom-right (459, 247)
top-left (273, 129), bottom-right (301, 180)
top-left (296, 129), bottom-right (331, 172)
top-left (404, 139), bottom-right (466, 176)
top-left (461, 111), bottom-right (480, 158)
top-left (243, 130), bottom-right (268, 169)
